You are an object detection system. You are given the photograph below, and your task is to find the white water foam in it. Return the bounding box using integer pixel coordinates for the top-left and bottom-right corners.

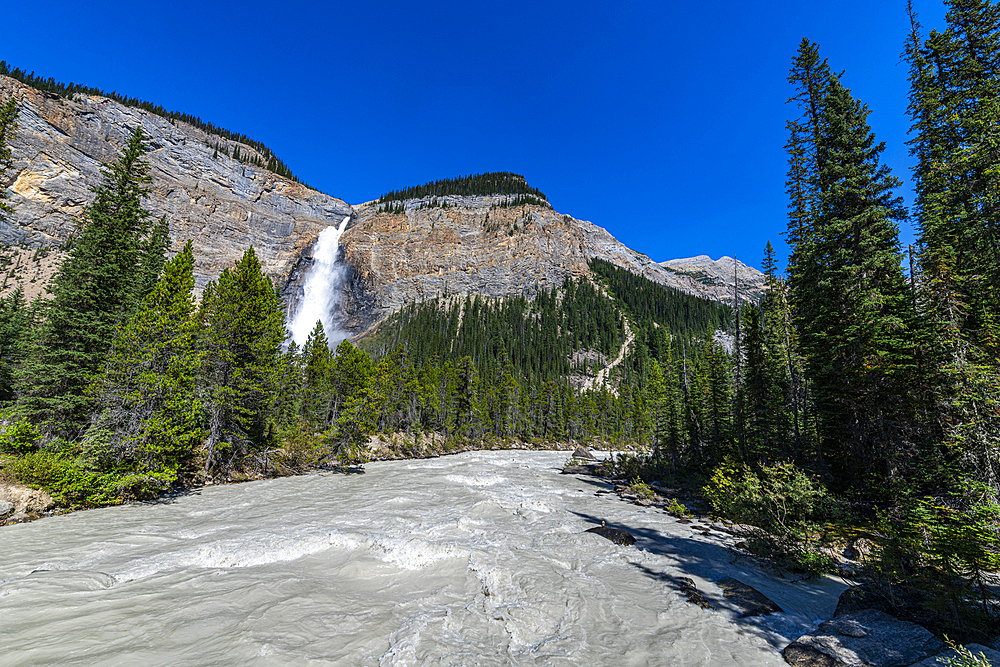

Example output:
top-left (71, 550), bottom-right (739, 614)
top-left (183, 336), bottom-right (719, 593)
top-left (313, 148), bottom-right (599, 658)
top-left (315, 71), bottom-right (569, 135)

top-left (288, 215), bottom-right (351, 346)
top-left (0, 452), bottom-right (850, 666)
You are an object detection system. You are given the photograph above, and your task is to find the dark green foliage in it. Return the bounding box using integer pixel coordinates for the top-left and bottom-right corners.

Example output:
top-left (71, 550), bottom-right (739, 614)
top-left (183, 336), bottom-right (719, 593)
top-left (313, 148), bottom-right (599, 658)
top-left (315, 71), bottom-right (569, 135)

top-left (199, 247), bottom-right (285, 477)
top-left (905, 0), bottom-right (1000, 491)
top-left (85, 241), bottom-right (204, 496)
top-left (0, 60), bottom-right (307, 186)
top-left (589, 258), bottom-right (730, 341)
top-left (370, 277), bottom-right (625, 383)
top-left (16, 128), bottom-right (158, 435)
top-left (0, 288), bottom-right (30, 402)
top-left (785, 42), bottom-right (917, 492)
top-left (376, 172), bottom-right (547, 204)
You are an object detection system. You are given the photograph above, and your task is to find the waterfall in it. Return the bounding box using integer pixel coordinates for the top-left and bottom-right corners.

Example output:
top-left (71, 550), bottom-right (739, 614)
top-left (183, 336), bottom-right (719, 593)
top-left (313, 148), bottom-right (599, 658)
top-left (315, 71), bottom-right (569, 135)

top-left (288, 215), bottom-right (352, 347)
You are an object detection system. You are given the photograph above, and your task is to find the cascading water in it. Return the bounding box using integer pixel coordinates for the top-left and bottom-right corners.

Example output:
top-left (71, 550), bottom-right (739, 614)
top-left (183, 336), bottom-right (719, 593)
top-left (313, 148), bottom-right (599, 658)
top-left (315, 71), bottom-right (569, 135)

top-left (288, 215), bottom-right (352, 346)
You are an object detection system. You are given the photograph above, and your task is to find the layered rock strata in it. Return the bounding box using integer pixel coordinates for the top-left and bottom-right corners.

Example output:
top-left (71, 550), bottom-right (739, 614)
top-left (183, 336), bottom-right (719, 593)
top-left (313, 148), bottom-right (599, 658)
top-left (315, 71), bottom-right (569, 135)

top-left (0, 75), bottom-right (352, 294)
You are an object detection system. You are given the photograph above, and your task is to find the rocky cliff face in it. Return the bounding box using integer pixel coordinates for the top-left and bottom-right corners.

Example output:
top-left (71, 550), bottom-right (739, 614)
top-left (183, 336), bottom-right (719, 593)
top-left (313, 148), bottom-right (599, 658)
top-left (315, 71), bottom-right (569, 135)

top-left (2, 73), bottom-right (761, 336)
top-left (0, 75), bottom-right (352, 295)
top-left (334, 197), bottom-right (763, 333)
top-left (660, 255), bottom-right (766, 303)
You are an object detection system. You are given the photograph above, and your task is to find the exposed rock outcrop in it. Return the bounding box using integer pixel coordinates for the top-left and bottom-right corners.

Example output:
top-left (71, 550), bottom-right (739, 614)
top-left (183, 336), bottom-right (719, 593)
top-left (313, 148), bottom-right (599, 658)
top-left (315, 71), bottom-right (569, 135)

top-left (783, 609), bottom-right (944, 667)
top-left (0, 75), bottom-right (353, 298)
top-left (2, 73), bottom-right (761, 335)
top-left (660, 255), bottom-right (766, 303)
top-left (0, 483), bottom-right (55, 515)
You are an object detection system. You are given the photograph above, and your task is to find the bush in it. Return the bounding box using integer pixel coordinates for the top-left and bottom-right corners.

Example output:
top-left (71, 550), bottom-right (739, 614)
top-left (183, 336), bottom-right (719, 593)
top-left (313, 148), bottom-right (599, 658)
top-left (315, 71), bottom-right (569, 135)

top-left (628, 477), bottom-right (655, 499)
top-left (704, 461), bottom-right (836, 575)
top-left (0, 418), bottom-right (40, 454)
top-left (867, 484), bottom-right (1000, 641)
top-left (5, 449), bottom-right (123, 507)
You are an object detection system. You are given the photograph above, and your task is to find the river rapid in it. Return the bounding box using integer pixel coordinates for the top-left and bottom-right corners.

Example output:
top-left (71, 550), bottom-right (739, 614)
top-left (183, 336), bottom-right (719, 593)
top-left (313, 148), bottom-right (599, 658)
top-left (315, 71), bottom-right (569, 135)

top-left (0, 451), bottom-right (846, 666)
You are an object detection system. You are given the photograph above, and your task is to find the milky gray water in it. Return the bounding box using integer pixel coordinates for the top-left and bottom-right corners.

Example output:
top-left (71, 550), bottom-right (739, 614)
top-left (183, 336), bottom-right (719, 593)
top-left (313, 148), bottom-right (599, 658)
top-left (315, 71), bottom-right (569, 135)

top-left (0, 451), bottom-right (846, 666)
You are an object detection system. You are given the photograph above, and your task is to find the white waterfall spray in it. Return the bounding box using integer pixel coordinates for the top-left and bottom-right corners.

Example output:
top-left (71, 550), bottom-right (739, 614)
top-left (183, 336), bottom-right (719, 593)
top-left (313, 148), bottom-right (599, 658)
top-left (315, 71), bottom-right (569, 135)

top-left (288, 215), bottom-right (352, 347)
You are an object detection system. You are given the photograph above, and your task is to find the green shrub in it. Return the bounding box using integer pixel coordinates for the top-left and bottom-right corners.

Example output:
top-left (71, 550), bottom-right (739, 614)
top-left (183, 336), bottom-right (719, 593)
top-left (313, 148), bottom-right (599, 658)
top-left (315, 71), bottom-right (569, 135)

top-left (667, 498), bottom-right (691, 516)
top-left (704, 461), bottom-right (836, 575)
top-left (0, 418), bottom-right (40, 454)
top-left (868, 484), bottom-right (1000, 641)
top-left (6, 450), bottom-right (123, 507)
top-left (628, 477), bottom-right (655, 499)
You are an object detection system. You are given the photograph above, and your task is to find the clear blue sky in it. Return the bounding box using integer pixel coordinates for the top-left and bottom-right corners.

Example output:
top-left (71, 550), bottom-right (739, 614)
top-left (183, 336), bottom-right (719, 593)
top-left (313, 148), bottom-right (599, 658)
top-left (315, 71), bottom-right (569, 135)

top-left (5, 0), bottom-right (951, 271)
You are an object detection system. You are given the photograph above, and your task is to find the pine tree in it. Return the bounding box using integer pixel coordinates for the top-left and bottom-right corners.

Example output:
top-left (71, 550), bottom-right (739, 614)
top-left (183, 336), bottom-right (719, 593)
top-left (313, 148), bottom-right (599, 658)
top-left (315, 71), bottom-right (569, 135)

top-left (86, 241), bottom-right (204, 495)
top-left (800, 74), bottom-right (914, 488)
top-left (17, 127), bottom-right (156, 434)
top-left (905, 0), bottom-right (1000, 490)
top-left (133, 215), bottom-right (171, 305)
top-left (199, 247), bottom-right (285, 476)
top-left (301, 320), bottom-right (334, 427)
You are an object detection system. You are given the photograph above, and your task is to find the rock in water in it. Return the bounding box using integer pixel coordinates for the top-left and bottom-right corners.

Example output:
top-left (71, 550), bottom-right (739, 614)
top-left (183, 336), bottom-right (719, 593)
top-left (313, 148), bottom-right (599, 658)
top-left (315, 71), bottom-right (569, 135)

top-left (586, 525), bottom-right (636, 546)
top-left (0, 499), bottom-right (13, 518)
top-left (572, 447), bottom-right (597, 461)
top-left (783, 609), bottom-right (944, 667)
top-left (717, 577), bottom-right (783, 617)
top-left (678, 577), bottom-right (713, 609)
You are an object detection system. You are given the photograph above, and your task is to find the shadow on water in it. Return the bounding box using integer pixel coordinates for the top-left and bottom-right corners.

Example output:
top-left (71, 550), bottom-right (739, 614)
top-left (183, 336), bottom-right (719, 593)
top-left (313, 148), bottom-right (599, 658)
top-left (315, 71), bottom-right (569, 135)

top-left (568, 508), bottom-right (838, 649)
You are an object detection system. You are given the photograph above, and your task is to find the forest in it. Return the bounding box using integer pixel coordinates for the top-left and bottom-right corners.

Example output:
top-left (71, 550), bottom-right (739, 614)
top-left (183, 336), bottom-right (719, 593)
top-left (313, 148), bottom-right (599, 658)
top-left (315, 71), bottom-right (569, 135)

top-left (1, 0), bottom-right (999, 644)
top-left (375, 172), bottom-right (549, 205)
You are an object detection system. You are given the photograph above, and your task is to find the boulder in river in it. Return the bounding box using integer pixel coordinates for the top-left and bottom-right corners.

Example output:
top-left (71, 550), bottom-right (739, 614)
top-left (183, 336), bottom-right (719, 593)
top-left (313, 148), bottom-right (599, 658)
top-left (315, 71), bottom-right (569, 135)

top-left (0, 499), bottom-right (13, 518)
top-left (561, 463), bottom-right (600, 475)
top-left (718, 577), bottom-right (783, 617)
top-left (783, 609), bottom-right (944, 667)
top-left (572, 447), bottom-right (597, 461)
top-left (678, 577), bottom-right (713, 609)
top-left (586, 524), bottom-right (636, 546)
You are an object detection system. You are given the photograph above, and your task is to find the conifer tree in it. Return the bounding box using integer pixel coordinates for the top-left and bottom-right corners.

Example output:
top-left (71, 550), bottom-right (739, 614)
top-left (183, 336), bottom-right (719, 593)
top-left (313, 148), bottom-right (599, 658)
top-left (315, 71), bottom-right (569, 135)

top-left (86, 241), bottom-right (204, 494)
top-left (301, 320), bottom-right (334, 427)
top-left (905, 0), bottom-right (1000, 489)
top-left (17, 127), bottom-right (156, 434)
top-left (200, 247), bottom-right (285, 475)
top-left (799, 73), bottom-right (914, 487)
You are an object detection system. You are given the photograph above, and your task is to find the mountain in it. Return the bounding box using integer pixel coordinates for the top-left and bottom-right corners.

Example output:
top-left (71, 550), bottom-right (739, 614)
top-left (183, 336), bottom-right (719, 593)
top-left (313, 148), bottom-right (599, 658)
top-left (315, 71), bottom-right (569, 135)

top-left (0, 74), bottom-right (352, 301)
top-left (0, 72), bottom-right (760, 334)
top-left (660, 255), bottom-right (766, 304)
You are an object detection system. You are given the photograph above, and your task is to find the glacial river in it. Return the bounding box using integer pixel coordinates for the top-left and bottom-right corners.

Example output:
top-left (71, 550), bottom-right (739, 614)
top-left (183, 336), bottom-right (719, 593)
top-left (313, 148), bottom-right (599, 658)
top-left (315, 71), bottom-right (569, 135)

top-left (0, 451), bottom-right (846, 666)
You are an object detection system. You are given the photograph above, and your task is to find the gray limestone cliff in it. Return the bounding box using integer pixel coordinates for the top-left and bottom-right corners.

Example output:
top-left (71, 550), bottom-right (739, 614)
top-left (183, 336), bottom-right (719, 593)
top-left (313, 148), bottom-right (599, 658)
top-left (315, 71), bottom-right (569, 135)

top-left (0, 75), bottom-right (352, 299)
top-left (1, 73), bottom-right (761, 336)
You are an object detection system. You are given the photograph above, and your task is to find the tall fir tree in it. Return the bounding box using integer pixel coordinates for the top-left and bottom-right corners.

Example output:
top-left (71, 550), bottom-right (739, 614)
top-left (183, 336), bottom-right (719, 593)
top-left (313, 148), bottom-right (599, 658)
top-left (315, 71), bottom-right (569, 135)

top-left (199, 247), bottom-right (285, 476)
top-left (86, 241), bottom-right (204, 495)
top-left (17, 127), bottom-right (159, 434)
top-left (905, 0), bottom-right (1000, 490)
top-left (801, 73), bottom-right (914, 488)
top-left (0, 95), bottom-right (18, 222)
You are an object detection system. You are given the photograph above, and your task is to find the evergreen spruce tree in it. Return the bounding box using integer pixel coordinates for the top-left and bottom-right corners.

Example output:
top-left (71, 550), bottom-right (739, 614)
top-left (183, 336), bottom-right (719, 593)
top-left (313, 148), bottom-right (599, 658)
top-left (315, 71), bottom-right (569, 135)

top-left (905, 0), bottom-right (1000, 489)
top-left (300, 320), bottom-right (334, 427)
top-left (800, 74), bottom-right (914, 488)
top-left (17, 127), bottom-right (156, 434)
top-left (200, 247), bottom-right (285, 476)
top-left (86, 241), bottom-right (204, 495)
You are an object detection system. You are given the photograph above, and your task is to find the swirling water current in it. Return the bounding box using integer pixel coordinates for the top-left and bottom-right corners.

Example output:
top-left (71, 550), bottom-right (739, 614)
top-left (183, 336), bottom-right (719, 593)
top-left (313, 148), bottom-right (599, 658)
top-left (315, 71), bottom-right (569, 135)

top-left (0, 451), bottom-right (846, 666)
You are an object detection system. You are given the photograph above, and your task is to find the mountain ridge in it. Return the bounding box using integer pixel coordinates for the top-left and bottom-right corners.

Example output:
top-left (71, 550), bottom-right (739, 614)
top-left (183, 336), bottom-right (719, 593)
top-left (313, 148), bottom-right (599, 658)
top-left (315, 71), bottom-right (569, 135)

top-left (0, 73), bottom-right (763, 337)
